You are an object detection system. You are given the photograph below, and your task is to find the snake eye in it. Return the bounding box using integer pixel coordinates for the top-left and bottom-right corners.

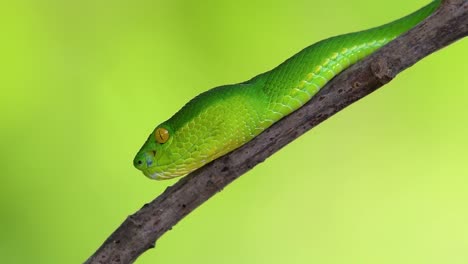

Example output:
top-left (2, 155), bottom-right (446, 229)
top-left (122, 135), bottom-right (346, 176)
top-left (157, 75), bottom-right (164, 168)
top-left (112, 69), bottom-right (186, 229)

top-left (155, 127), bottom-right (170, 144)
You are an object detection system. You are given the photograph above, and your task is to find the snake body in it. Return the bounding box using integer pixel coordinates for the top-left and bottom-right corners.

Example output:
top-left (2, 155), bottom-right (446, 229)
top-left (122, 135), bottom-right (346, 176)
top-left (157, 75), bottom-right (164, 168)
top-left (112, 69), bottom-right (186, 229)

top-left (134, 1), bottom-right (440, 180)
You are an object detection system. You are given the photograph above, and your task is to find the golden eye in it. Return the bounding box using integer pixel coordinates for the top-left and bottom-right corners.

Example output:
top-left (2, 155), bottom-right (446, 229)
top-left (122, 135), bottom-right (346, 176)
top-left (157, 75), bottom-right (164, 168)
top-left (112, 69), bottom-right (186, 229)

top-left (155, 127), bottom-right (170, 144)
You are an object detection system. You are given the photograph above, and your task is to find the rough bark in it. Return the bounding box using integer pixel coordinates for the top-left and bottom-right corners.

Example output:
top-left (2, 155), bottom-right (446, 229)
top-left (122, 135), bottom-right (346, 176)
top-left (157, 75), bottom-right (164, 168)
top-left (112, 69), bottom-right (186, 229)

top-left (85, 1), bottom-right (467, 263)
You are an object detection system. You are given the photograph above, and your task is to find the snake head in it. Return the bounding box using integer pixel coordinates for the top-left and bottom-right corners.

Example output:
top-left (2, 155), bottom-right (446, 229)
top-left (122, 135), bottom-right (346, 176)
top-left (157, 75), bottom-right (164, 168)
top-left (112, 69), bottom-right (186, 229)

top-left (133, 86), bottom-right (247, 180)
top-left (133, 126), bottom-right (177, 180)
top-left (134, 123), bottom-right (208, 180)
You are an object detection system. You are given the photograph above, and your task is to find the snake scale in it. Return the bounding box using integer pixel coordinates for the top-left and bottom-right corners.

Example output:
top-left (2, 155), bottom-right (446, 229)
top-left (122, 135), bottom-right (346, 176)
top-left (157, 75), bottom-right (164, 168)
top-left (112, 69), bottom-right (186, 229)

top-left (134, 1), bottom-right (440, 180)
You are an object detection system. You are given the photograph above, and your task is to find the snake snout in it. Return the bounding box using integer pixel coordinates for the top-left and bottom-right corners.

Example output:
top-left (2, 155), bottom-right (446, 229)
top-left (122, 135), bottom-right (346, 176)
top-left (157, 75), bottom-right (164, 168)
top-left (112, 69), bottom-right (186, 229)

top-left (133, 151), bottom-right (156, 170)
top-left (133, 155), bottom-right (145, 170)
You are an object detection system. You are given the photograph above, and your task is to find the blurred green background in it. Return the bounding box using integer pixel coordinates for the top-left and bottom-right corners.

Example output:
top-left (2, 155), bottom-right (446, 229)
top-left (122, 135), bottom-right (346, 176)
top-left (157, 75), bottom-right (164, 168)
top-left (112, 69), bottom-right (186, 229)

top-left (1, 0), bottom-right (467, 263)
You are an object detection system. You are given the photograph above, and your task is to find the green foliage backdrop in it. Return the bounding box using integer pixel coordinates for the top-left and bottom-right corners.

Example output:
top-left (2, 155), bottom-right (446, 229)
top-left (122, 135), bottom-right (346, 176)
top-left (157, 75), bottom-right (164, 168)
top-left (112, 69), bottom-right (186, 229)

top-left (1, 0), bottom-right (467, 263)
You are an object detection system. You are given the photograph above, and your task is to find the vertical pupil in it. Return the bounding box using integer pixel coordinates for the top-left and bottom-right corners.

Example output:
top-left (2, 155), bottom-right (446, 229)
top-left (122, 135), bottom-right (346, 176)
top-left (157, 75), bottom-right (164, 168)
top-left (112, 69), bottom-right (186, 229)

top-left (156, 128), bottom-right (168, 143)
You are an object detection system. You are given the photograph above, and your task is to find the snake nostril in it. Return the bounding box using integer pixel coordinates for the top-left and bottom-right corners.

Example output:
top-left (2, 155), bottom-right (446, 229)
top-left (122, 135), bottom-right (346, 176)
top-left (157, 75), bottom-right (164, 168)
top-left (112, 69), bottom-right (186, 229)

top-left (137, 160), bottom-right (142, 165)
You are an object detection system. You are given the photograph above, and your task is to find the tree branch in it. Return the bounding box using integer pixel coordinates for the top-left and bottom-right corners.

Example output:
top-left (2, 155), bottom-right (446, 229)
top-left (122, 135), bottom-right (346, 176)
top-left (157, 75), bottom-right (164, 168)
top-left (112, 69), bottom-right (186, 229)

top-left (85, 1), bottom-right (467, 263)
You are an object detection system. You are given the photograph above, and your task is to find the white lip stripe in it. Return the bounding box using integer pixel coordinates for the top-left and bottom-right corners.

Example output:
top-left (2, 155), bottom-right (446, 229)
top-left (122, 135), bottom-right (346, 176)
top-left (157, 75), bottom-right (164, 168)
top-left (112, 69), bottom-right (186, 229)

top-left (150, 171), bottom-right (161, 179)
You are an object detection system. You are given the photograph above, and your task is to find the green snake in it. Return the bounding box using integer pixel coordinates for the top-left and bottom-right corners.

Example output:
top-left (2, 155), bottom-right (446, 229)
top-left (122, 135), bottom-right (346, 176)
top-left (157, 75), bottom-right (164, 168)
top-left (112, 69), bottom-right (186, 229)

top-left (134, 1), bottom-right (440, 180)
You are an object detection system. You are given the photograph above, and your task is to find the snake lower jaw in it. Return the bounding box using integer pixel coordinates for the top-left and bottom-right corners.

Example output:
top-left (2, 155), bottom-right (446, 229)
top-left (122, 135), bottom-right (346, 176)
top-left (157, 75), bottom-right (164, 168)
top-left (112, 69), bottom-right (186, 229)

top-left (142, 167), bottom-right (189, 180)
top-left (141, 169), bottom-right (161, 180)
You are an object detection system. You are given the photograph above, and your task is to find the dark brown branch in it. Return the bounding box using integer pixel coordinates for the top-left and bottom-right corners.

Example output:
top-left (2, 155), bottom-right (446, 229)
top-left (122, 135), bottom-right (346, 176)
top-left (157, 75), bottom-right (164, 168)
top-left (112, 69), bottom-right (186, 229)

top-left (85, 1), bottom-right (467, 263)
